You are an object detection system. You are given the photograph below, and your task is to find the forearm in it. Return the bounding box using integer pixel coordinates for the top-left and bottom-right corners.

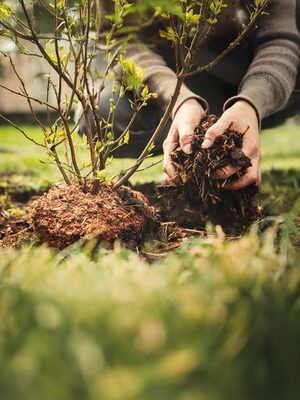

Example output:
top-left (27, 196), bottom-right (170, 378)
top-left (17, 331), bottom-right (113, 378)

top-left (113, 42), bottom-right (208, 118)
top-left (224, 0), bottom-right (300, 124)
top-left (96, 2), bottom-right (208, 119)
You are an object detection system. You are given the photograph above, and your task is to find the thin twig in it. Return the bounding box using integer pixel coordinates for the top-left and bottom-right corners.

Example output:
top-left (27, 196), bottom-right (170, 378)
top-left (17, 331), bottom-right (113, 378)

top-left (0, 114), bottom-right (45, 148)
top-left (113, 74), bottom-right (185, 190)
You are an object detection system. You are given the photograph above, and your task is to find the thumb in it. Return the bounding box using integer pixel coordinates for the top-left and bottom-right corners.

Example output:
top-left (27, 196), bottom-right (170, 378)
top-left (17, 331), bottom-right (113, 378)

top-left (202, 119), bottom-right (230, 149)
top-left (178, 124), bottom-right (195, 155)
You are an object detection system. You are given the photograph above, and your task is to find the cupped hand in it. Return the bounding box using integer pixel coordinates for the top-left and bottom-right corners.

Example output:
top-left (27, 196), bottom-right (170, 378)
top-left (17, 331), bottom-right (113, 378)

top-left (202, 100), bottom-right (261, 190)
top-left (163, 98), bottom-right (206, 184)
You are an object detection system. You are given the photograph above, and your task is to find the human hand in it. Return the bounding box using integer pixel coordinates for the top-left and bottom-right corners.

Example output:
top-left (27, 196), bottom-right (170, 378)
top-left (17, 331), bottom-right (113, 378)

top-left (163, 98), bottom-right (206, 184)
top-left (202, 100), bottom-right (261, 190)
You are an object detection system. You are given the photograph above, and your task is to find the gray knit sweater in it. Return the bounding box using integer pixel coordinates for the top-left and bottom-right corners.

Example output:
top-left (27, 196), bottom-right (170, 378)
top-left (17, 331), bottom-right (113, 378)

top-left (97, 0), bottom-right (300, 123)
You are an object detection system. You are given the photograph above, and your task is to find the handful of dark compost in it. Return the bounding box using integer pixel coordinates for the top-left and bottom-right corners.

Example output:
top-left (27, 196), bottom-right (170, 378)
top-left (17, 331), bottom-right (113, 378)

top-left (170, 114), bottom-right (261, 234)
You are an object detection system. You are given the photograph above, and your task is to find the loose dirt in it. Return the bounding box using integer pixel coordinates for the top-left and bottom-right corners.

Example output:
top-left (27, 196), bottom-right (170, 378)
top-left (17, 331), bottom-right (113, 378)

top-left (0, 202), bottom-right (33, 247)
top-left (0, 174), bottom-right (40, 247)
top-left (168, 114), bottom-right (261, 234)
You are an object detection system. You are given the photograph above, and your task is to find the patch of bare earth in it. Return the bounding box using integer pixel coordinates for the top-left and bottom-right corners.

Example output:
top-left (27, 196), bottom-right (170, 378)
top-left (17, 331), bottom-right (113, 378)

top-left (0, 174), bottom-right (40, 247)
top-left (0, 202), bottom-right (33, 247)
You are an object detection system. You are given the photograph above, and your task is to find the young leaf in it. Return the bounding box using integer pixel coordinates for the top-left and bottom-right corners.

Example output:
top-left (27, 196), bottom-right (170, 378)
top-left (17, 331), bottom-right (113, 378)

top-left (123, 130), bottom-right (130, 144)
top-left (0, 2), bottom-right (12, 21)
top-left (141, 85), bottom-right (149, 98)
top-left (120, 55), bottom-right (144, 91)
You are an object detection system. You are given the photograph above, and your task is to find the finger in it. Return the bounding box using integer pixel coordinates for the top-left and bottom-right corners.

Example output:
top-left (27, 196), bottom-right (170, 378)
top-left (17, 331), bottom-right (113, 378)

top-left (212, 164), bottom-right (241, 180)
top-left (164, 173), bottom-right (170, 184)
top-left (163, 137), bottom-right (177, 180)
top-left (226, 169), bottom-right (257, 190)
top-left (178, 124), bottom-right (195, 154)
top-left (226, 158), bottom-right (260, 190)
top-left (163, 161), bottom-right (177, 181)
top-left (202, 119), bottom-right (235, 149)
top-left (257, 169), bottom-right (262, 186)
top-left (241, 134), bottom-right (260, 159)
top-left (164, 173), bottom-right (177, 186)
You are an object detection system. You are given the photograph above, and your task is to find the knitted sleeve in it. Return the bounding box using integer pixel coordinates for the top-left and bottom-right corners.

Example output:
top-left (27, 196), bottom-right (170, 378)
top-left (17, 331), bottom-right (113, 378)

top-left (112, 42), bottom-right (208, 118)
top-left (224, 0), bottom-right (300, 124)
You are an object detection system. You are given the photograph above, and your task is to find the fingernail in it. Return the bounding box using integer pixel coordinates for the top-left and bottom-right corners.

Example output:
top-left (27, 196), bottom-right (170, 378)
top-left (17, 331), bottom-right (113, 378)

top-left (217, 168), bottom-right (227, 178)
top-left (182, 144), bottom-right (192, 154)
top-left (210, 170), bottom-right (221, 179)
top-left (202, 139), bottom-right (212, 149)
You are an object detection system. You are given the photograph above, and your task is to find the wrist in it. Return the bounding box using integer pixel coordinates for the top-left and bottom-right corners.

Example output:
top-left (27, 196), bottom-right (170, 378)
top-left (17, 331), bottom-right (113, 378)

top-left (231, 100), bottom-right (259, 126)
top-left (175, 98), bottom-right (205, 115)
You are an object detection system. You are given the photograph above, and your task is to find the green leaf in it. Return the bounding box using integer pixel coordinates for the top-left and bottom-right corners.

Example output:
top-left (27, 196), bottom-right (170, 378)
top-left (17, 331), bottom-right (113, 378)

top-left (107, 132), bottom-right (113, 141)
top-left (185, 9), bottom-right (200, 26)
top-left (97, 170), bottom-right (107, 181)
top-left (141, 85), bottom-right (149, 98)
top-left (159, 27), bottom-right (177, 43)
top-left (0, 2), bottom-right (12, 21)
top-left (119, 55), bottom-right (144, 91)
top-left (8, 208), bottom-right (26, 217)
top-left (148, 142), bottom-right (155, 153)
top-left (57, 0), bottom-right (65, 10)
top-left (123, 130), bottom-right (130, 144)
top-left (105, 177), bottom-right (113, 186)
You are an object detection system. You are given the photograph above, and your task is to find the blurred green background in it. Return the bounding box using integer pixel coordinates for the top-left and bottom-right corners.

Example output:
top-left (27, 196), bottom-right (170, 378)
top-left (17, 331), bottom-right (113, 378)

top-left (0, 120), bottom-right (299, 182)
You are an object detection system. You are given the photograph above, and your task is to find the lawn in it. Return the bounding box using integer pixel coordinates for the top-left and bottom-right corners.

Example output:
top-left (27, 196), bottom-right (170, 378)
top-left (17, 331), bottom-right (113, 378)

top-left (0, 121), bottom-right (300, 399)
top-left (1, 120), bottom-right (300, 182)
top-left (0, 124), bottom-right (163, 185)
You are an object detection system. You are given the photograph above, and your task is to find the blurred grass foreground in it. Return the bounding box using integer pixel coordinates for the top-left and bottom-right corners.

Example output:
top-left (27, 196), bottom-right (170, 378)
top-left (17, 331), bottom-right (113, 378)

top-left (0, 121), bottom-right (300, 399)
top-left (1, 234), bottom-right (300, 400)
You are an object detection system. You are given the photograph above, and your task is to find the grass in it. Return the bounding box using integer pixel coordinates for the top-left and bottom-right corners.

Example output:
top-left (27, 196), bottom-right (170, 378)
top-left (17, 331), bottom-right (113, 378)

top-left (261, 122), bottom-right (300, 170)
top-left (1, 120), bottom-right (300, 399)
top-left (1, 120), bottom-right (300, 184)
top-left (1, 233), bottom-right (300, 400)
top-left (0, 125), bottom-right (163, 185)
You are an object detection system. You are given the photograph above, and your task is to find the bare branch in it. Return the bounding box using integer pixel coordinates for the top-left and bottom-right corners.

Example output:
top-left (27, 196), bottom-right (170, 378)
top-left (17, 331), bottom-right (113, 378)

top-left (186, 3), bottom-right (267, 77)
top-left (0, 83), bottom-right (59, 112)
top-left (113, 74), bottom-right (185, 190)
top-left (5, 52), bottom-right (47, 133)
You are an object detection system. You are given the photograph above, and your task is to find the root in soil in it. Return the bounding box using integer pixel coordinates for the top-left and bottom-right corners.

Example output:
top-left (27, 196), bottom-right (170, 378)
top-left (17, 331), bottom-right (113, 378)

top-left (167, 114), bottom-right (261, 234)
top-left (29, 182), bottom-right (159, 250)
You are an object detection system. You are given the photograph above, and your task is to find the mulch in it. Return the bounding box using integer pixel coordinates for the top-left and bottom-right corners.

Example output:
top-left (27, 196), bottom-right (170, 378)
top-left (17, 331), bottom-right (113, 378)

top-left (29, 183), bottom-right (159, 250)
top-left (170, 114), bottom-right (261, 234)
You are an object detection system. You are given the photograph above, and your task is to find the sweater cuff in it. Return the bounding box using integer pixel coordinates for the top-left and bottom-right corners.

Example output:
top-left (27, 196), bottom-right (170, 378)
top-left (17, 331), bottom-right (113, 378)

top-left (223, 94), bottom-right (262, 128)
top-left (172, 86), bottom-right (209, 119)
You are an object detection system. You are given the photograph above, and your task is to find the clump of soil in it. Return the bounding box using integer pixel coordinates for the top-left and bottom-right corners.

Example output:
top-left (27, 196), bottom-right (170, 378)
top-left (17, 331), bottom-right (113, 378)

top-left (133, 182), bottom-right (204, 230)
top-left (29, 182), bottom-right (159, 250)
top-left (169, 114), bottom-right (261, 234)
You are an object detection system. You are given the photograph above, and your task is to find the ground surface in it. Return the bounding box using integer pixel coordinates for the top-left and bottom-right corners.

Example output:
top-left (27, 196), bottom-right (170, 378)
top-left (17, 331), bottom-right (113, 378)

top-left (0, 121), bottom-right (300, 399)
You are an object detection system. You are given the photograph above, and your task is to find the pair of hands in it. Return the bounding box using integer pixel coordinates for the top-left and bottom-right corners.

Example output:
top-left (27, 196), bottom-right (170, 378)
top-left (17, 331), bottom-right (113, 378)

top-left (163, 98), bottom-right (261, 190)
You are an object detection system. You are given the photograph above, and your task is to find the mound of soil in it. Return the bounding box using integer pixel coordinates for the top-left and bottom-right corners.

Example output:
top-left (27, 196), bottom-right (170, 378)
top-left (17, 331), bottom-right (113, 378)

top-left (169, 114), bottom-right (261, 234)
top-left (29, 182), bottom-right (159, 250)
